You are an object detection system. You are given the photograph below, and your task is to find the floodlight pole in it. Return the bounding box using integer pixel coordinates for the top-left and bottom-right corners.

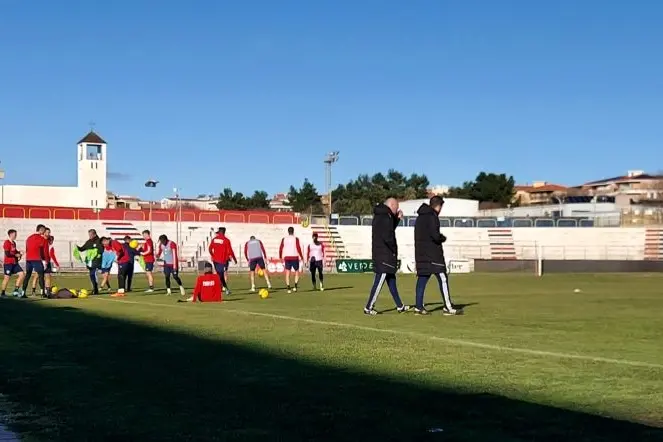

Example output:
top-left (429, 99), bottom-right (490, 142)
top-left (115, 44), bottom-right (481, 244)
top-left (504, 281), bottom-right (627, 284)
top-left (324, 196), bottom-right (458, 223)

top-left (145, 180), bottom-right (159, 233)
top-left (324, 151), bottom-right (339, 216)
top-left (0, 162), bottom-right (5, 206)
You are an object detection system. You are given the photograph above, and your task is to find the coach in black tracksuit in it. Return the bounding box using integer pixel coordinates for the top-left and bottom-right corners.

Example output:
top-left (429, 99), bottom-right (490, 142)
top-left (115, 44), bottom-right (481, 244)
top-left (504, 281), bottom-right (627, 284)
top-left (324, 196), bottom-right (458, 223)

top-left (363, 198), bottom-right (409, 315)
top-left (413, 195), bottom-right (460, 315)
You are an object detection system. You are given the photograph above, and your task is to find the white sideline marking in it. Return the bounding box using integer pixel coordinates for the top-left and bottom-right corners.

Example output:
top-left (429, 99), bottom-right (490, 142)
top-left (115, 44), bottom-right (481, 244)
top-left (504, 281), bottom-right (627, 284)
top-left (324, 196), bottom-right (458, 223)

top-left (92, 298), bottom-right (663, 370)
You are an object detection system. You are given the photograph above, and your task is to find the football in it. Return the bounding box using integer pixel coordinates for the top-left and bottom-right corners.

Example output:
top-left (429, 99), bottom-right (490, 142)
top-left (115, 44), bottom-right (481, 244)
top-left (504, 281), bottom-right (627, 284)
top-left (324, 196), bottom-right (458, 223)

top-left (258, 288), bottom-right (269, 299)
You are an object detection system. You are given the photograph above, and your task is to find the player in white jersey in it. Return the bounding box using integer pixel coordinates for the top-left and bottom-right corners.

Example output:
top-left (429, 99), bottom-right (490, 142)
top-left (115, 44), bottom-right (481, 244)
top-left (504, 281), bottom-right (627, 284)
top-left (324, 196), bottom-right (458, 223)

top-left (278, 226), bottom-right (304, 293)
top-left (307, 233), bottom-right (325, 291)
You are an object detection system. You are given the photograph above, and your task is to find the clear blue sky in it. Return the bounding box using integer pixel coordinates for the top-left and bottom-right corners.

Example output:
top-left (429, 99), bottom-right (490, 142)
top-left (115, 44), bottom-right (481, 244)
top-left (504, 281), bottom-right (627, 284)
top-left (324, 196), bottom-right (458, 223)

top-left (1, 0), bottom-right (661, 200)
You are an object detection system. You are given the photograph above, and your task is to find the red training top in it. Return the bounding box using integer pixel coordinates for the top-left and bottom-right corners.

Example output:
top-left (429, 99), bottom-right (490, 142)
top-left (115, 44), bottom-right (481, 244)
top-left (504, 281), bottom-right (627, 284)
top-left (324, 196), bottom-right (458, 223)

top-left (192, 273), bottom-right (222, 302)
top-left (140, 238), bottom-right (155, 263)
top-left (3, 239), bottom-right (19, 264)
top-left (49, 246), bottom-right (60, 268)
top-left (208, 234), bottom-right (233, 264)
top-left (111, 240), bottom-right (129, 264)
top-left (25, 233), bottom-right (46, 261)
top-left (43, 238), bottom-right (50, 263)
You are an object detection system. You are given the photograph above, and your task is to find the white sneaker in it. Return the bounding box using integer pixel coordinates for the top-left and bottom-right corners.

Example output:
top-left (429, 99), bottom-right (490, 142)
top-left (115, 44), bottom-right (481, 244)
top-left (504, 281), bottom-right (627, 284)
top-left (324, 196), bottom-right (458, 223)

top-left (180, 286), bottom-right (186, 296)
top-left (267, 284), bottom-right (272, 289)
top-left (250, 287), bottom-right (256, 293)
top-left (145, 288), bottom-right (154, 293)
top-left (166, 288), bottom-right (172, 296)
top-left (185, 295), bottom-right (193, 302)
top-left (319, 284), bottom-right (324, 291)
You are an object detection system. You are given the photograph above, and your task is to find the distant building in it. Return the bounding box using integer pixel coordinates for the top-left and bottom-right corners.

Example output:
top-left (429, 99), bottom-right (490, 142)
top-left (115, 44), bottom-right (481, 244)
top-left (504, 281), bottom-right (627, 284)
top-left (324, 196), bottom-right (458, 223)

top-left (1, 131), bottom-right (108, 209)
top-left (269, 193), bottom-right (291, 211)
top-left (427, 185), bottom-right (449, 197)
top-left (160, 195), bottom-right (218, 211)
top-left (576, 170), bottom-right (663, 204)
top-left (514, 181), bottom-right (569, 206)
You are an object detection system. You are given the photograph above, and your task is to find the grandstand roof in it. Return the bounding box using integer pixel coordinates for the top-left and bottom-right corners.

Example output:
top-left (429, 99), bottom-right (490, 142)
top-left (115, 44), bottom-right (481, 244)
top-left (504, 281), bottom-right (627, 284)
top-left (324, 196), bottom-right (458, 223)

top-left (78, 130), bottom-right (107, 144)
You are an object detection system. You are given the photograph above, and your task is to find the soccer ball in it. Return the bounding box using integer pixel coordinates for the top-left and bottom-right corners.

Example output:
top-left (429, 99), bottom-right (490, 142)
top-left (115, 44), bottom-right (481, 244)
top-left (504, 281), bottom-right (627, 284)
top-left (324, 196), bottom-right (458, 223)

top-left (258, 288), bottom-right (269, 299)
top-left (70, 289), bottom-right (77, 297)
top-left (257, 268), bottom-right (264, 277)
top-left (78, 289), bottom-right (89, 298)
top-left (51, 286), bottom-right (58, 294)
top-left (129, 240), bottom-right (139, 248)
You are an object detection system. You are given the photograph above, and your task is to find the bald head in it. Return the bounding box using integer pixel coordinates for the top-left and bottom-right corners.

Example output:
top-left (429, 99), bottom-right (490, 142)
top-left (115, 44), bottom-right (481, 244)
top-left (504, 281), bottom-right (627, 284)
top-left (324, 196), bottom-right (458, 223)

top-left (384, 198), bottom-right (399, 215)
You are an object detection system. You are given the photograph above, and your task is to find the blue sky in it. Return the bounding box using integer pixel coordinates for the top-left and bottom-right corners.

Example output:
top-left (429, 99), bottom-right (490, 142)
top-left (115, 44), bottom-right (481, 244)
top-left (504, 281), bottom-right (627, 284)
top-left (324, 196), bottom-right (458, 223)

top-left (1, 0), bottom-right (661, 200)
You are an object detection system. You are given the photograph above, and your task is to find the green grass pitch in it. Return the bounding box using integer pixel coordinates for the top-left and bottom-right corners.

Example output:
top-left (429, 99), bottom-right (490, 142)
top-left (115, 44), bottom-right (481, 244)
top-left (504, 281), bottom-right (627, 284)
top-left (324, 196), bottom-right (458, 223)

top-left (1, 272), bottom-right (662, 441)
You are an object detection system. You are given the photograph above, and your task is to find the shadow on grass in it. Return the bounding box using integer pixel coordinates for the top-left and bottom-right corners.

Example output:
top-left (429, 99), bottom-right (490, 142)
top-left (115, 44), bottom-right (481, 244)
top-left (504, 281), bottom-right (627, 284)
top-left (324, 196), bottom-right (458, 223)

top-left (0, 299), bottom-right (660, 442)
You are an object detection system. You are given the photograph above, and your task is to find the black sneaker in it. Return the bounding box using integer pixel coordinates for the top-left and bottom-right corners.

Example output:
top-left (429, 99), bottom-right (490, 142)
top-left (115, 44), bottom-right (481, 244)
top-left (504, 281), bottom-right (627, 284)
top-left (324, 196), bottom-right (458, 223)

top-left (414, 308), bottom-right (429, 315)
top-left (397, 305), bottom-right (411, 313)
top-left (0, 293), bottom-right (6, 299)
top-left (363, 308), bottom-right (379, 316)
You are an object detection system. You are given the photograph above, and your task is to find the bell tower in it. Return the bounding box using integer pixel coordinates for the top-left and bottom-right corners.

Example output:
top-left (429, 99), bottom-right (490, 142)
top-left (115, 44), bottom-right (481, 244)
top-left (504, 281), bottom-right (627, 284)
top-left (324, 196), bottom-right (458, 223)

top-left (77, 130), bottom-right (108, 209)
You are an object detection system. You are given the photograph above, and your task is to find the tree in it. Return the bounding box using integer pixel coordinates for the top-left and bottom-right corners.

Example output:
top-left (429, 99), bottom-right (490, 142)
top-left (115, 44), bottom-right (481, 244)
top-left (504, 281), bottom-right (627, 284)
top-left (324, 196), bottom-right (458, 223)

top-left (246, 191), bottom-right (270, 209)
top-left (288, 179), bottom-right (323, 213)
top-left (446, 172), bottom-right (516, 206)
top-left (216, 188), bottom-right (271, 210)
top-left (330, 169), bottom-right (430, 215)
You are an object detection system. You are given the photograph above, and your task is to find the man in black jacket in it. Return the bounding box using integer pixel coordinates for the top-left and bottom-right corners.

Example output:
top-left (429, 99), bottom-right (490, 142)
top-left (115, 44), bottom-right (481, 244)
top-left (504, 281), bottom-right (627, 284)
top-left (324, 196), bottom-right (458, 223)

top-left (363, 198), bottom-right (410, 315)
top-left (413, 196), bottom-right (461, 315)
top-left (77, 229), bottom-right (104, 295)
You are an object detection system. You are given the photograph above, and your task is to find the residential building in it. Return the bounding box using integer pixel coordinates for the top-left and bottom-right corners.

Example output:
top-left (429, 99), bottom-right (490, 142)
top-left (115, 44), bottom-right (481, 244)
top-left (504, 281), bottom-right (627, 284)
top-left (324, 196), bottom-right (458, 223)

top-left (514, 181), bottom-right (568, 206)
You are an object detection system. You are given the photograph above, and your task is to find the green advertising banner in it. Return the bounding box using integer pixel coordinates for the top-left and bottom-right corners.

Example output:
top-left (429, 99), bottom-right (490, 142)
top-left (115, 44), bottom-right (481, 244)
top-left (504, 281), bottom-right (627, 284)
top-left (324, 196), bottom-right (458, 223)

top-left (336, 259), bottom-right (401, 273)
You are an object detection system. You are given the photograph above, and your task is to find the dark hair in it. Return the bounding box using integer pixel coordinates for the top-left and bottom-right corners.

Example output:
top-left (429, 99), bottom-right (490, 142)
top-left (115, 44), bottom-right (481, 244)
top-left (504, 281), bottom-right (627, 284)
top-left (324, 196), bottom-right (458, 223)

top-left (217, 227), bottom-right (226, 234)
top-left (88, 229), bottom-right (97, 236)
top-left (36, 224), bottom-right (46, 231)
top-left (123, 235), bottom-right (131, 241)
top-left (158, 234), bottom-right (168, 242)
top-left (250, 235), bottom-right (256, 240)
top-left (288, 226), bottom-right (294, 234)
top-left (7, 229), bottom-right (16, 236)
top-left (312, 233), bottom-right (318, 238)
top-left (49, 236), bottom-right (55, 243)
top-left (429, 195), bottom-right (445, 208)
top-left (142, 230), bottom-right (150, 235)
top-left (44, 227), bottom-right (51, 232)
top-left (101, 236), bottom-right (110, 242)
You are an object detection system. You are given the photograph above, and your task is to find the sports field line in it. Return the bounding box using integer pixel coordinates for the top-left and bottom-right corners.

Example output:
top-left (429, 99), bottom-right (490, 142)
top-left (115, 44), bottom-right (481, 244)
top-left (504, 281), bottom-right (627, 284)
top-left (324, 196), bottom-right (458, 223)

top-left (93, 298), bottom-right (663, 370)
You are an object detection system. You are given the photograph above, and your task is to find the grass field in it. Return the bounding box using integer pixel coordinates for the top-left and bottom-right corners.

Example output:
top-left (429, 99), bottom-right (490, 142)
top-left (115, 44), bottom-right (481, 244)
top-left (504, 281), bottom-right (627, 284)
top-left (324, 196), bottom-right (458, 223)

top-left (0, 272), bottom-right (662, 441)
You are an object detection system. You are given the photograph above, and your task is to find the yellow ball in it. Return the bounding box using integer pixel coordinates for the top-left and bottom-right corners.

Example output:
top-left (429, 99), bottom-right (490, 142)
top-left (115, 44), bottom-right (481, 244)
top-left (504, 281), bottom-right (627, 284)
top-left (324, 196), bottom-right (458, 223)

top-left (78, 289), bottom-right (89, 298)
top-left (51, 286), bottom-right (58, 294)
top-left (257, 268), bottom-right (264, 277)
top-left (70, 289), bottom-right (77, 296)
top-left (129, 240), bottom-right (139, 248)
top-left (258, 288), bottom-right (269, 299)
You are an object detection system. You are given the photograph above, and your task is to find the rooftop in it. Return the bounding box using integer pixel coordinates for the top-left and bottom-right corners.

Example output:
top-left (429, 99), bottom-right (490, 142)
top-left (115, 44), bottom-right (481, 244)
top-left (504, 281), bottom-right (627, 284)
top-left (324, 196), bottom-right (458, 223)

top-left (78, 130), bottom-right (107, 145)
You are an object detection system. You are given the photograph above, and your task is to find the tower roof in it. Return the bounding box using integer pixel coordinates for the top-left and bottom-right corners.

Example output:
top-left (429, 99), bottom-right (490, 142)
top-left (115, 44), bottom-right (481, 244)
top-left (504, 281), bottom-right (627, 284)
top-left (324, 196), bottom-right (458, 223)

top-left (78, 130), bottom-right (107, 144)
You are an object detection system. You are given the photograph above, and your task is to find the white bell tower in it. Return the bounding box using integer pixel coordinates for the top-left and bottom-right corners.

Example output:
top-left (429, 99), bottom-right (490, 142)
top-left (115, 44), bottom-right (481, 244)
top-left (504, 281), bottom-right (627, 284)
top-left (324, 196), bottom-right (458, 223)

top-left (77, 130), bottom-right (108, 209)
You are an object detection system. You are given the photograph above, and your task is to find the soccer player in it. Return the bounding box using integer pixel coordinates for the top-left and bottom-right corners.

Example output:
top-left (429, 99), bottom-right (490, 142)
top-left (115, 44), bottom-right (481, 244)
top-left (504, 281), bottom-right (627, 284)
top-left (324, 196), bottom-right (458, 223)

top-left (122, 236), bottom-right (139, 292)
top-left (77, 229), bottom-right (104, 295)
top-left (2, 229), bottom-right (24, 297)
top-left (279, 226), bottom-right (304, 293)
top-left (138, 230), bottom-right (155, 292)
top-left (209, 228), bottom-right (233, 295)
top-left (190, 262), bottom-right (222, 302)
top-left (21, 224), bottom-right (48, 298)
top-left (217, 227), bottom-right (238, 283)
top-left (103, 237), bottom-right (130, 297)
top-left (363, 198), bottom-right (410, 315)
top-left (31, 227), bottom-right (52, 296)
top-left (157, 234), bottom-right (186, 296)
top-left (99, 237), bottom-right (115, 292)
top-left (413, 196), bottom-right (461, 315)
top-left (307, 233), bottom-right (325, 291)
top-left (244, 235), bottom-right (271, 292)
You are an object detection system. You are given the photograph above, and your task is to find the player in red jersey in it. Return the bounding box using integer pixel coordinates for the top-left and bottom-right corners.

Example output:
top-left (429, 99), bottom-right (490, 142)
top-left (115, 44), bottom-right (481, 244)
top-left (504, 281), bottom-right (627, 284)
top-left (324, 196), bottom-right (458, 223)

top-left (189, 262), bottom-right (222, 302)
top-left (208, 227), bottom-right (234, 295)
top-left (21, 224), bottom-right (47, 298)
top-left (138, 229), bottom-right (156, 292)
top-left (31, 227), bottom-right (53, 296)
top-left (216, 227), bottom-right (237, 284)
top-left (2, 229), bottom-right (25, 298)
